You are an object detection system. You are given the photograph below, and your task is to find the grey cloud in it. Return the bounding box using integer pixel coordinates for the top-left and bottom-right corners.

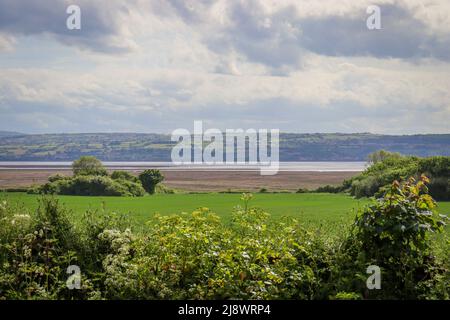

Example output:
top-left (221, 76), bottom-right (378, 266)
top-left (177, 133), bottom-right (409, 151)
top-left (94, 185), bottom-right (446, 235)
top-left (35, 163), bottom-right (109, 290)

top-left (207, 2), bottom-right (304, 71)
top-left (201, 2), bottom-right (450, 71)
top-left (299, 4), bottom-right (450, 61)
top-left (0, 0), bottom-right (134, 53)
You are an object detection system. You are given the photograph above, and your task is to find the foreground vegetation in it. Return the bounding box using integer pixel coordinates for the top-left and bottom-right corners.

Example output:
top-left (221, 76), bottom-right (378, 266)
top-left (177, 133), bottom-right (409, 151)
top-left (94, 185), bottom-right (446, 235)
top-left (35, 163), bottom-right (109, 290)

top-left (0, 177), bottom-right (448, 300)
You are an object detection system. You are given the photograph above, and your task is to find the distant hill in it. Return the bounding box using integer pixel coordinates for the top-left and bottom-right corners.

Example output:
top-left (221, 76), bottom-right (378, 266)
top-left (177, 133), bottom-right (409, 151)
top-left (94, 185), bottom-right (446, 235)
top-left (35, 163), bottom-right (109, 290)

top-left (0, 131), bottom-right (25, 138)
top-left (0, 132), bottom-right (449, 161)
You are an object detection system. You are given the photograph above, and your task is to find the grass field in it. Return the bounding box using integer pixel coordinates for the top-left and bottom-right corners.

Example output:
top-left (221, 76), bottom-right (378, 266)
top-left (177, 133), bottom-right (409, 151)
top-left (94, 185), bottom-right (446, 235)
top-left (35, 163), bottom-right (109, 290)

top-left (2, 192), bottom-right (450, 233)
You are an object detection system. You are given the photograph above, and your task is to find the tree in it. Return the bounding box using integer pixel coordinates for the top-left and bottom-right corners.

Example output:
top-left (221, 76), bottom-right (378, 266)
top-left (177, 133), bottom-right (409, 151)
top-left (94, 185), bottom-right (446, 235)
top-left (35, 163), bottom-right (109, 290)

top-left (367, 149), bottom-right (402, 164)
top-left (138, 169), bottom-right (164, 194)
top-left (72, 156), bottom-right (107, 176)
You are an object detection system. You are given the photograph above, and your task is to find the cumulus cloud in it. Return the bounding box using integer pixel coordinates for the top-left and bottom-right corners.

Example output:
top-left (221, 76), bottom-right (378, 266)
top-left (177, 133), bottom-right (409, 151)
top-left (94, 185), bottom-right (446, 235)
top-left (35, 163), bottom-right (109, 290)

top-left (0, 33), bottom-right (15, 52)
top-left (0, 0), bottom-right (449, 134)
top-left (183, 0), bottom-right (450, 72)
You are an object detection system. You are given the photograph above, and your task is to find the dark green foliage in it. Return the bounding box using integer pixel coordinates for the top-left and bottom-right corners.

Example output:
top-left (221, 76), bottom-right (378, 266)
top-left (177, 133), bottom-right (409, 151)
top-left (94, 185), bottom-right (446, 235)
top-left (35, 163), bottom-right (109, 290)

top-left (72, 156), bottom-right (108, 177)
top-left (0, 198), bottom-right (89, 299)
top-left (367, 149), bottom-right (402, 164)
top-left (48, 174), bottom-right (70, 183)
top-left (155, 183), bottom-right (175, 194)
top-left (314, 185), bottom-right (343, 193)
top-left (32, 175), bottom-right (145, 197)
top-left (333, 176), bottom-right (449, 299)
top-left (139, 169), bottom-right (164, 194)
top-left (111, 171), bottom-right (139, 183)
top-left (347, 153), bottom-right (450, 200)
top-left (29, 157), bottom-right (146, 197)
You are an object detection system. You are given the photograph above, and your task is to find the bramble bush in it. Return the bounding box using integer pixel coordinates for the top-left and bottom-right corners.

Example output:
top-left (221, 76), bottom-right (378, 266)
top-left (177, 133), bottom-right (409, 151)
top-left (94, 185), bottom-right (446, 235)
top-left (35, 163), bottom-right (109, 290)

top-left (1, 178), bottom-right (448, 300)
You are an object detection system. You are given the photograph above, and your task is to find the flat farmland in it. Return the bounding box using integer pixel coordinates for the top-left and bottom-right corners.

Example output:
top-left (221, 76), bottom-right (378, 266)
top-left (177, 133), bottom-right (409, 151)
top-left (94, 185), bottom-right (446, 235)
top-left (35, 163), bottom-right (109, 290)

top-left (2, 193), bottom-right (449, 235)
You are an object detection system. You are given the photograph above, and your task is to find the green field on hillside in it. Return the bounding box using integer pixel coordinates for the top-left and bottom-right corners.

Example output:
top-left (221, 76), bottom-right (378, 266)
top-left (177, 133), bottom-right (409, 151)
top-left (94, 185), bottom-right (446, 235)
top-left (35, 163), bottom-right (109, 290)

top-left (2, 192), bottom-right (450, 233)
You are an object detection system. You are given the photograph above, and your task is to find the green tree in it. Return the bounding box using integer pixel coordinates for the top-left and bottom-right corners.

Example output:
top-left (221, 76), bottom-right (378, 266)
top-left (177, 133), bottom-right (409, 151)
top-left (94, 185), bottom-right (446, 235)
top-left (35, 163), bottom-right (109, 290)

top-left (367, 149), bottom-right (402, 164)
top-left (72, 156), bottom-right (107, 176)
top-left (138, 169), bottom-right (164, 194)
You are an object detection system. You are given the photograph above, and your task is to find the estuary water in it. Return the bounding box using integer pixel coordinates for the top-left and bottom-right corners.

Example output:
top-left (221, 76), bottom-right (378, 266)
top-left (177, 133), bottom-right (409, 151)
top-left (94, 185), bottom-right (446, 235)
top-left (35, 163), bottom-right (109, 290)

top-left (0, 161), bottom-right (367, 172)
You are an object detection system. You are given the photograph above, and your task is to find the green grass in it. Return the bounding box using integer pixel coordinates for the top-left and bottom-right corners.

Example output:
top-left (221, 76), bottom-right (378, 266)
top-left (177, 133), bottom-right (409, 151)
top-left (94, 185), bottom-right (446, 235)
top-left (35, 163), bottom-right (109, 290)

top-left (2, 192), bottom-right (450, 229)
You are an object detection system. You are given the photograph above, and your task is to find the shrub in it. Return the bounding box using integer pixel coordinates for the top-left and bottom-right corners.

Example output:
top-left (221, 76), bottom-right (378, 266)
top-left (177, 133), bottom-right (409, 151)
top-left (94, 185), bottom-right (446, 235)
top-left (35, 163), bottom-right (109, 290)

top-left (0, 198), bottom-right (92, 299)
top-left (346, 154), bottom-right (450, 200)
top-left (340, 176), bottom-right (449, 299)
top-left (48, 174), bottom-right (70, 183)
top-left (314, 185), bottom-right (343, 193)
top-left (35, 175), bottom-right (145, 197)
top-left (155, 183), bottom-right (175, 194)
top-left (111, 171), bottom-right (139, 183)
top-left (139, 169), bottom-right (164, 194)
top-left (72, 156), bottom-right (108, 177)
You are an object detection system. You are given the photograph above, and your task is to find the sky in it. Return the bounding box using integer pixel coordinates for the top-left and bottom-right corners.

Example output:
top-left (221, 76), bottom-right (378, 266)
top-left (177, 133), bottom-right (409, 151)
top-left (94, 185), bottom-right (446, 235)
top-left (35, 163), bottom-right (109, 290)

top-left (0, 0), bottom-right (449, 134)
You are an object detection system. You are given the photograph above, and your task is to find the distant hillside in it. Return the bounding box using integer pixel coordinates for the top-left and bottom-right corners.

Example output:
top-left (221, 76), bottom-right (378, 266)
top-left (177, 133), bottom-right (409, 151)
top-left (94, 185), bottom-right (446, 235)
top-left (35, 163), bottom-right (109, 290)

top-left (0, 131), bottom-right (25, 138)
top-left (0, 132), bottom-right (449, 161)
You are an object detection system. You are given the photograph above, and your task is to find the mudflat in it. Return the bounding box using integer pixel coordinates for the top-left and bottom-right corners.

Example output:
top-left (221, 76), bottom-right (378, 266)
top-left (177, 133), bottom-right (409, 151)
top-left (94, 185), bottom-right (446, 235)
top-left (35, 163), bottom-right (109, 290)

top-left (0, 169), bottom-right (358, 192)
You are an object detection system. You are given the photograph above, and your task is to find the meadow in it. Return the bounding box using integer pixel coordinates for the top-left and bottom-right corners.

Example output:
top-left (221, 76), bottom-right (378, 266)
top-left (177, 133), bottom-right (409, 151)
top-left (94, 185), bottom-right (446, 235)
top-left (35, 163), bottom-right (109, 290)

top-left (2, 192), bottom-right (450, 234)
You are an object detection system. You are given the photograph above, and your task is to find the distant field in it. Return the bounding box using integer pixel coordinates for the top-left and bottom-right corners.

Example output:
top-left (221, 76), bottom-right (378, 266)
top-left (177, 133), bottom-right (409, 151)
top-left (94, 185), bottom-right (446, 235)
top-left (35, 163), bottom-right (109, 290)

top-left (2, 192), bottom-right (450, 234)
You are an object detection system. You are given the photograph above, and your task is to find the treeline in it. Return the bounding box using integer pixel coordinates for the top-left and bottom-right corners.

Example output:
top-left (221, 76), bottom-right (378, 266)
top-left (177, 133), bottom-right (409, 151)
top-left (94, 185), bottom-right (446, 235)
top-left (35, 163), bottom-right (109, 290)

top-left (0, 178), bottom-right (448, 299)
top-left (29, 156), bottom-right (168, 197)
top-left (0, 132), bottom-right (449, 161)
top-left (297, 151), bottom-right (449, 200)
top-left (344, 151), bottom-right (450, 200)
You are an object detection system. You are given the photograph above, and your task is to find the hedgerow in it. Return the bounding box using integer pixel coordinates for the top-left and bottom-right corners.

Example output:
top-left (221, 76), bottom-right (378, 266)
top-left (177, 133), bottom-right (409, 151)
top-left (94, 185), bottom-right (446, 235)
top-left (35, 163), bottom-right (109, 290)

top-left (1, 178), bottom-right (448, 300)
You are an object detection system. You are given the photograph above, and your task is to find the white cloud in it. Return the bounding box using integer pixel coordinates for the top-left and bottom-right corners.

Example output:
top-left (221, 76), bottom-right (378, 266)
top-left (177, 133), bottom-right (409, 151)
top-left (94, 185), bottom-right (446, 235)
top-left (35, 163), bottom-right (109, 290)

top-left (0, 0), bottom-right (449, 134)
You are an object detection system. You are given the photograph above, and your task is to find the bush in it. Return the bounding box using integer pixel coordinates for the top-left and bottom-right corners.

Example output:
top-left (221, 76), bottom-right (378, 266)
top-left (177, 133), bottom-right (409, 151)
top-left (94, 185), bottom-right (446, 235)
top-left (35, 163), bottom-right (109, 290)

top-left (111, 171), bottom-right (139, 183)
top-left (427, 178), bottom-right (450, 201)
top-left (314, 185), bottom-right (343, 193)
top-left (35, 175), bottom-right (145, 197)
top-left (155, 183), bottom-right (175, 194)
top-left (48, 174), bottom-right (70, 183)
top-left (139, 169), bottom-right (164, 194)
top-left (72, 156), bottom-right (108, 177)
top-left (0, 198), bottom-right (91, 299)
top-left (336, 176), bottom-right (449, 299)
top-left (346, 154), bottom-right (450, 200)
